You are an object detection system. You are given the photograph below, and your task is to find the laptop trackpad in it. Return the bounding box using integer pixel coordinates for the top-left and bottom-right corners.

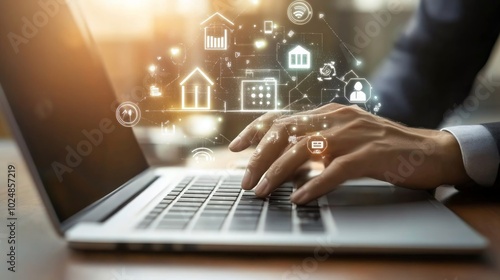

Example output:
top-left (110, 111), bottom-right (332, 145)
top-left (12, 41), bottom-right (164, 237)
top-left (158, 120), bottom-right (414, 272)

top-left (324, 185), bottom-right (452, 241)
top-left (325, 185), bottom-right (430, 206)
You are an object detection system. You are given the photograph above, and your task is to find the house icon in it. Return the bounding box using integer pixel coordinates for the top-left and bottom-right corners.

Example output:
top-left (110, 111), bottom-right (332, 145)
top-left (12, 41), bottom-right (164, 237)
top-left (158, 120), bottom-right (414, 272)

top-left (288, 45), bottom-right (311, 69)
top-left (200, 12), bottom-right (234, 51)
top-left (180, 68), bottom-right (214, 110)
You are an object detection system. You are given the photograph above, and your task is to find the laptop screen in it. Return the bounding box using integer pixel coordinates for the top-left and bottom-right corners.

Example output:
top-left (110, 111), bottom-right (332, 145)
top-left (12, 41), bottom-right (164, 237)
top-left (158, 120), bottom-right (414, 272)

top-left (0, 1), bottom-right (149, 223)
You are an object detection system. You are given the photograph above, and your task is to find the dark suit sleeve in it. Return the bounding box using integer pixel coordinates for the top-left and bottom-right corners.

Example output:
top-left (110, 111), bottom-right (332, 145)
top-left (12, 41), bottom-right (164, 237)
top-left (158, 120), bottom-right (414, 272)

top-left (371, 0), bottom-right (500, 186)
top-left (372, 0), bottom-right (500, 128)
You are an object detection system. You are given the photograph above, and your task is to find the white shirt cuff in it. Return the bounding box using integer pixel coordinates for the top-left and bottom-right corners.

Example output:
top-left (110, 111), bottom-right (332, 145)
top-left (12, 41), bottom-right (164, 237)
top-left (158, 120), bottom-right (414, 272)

top-left (442, 125), bottom-right (500, 187)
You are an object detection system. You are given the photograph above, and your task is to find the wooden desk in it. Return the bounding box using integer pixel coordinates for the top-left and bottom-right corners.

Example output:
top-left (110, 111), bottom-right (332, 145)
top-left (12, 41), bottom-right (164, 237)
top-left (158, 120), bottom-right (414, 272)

top-left (1, 139), bottom-right (500, 280)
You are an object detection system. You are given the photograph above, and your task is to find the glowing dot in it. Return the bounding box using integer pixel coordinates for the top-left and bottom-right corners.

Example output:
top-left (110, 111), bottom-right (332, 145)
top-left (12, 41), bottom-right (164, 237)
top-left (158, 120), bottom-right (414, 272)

top-left (323, 124), bottom-right (327, 128)
top-left (259, 93), bottom-right (263, 98)
top-left (302, 116), bottom-right (308, 121)
top-left (266, 94), bottom-right (271, 98)
top-left (267, 101), bottom-right (271, 105)
top-left (170, 48), bottom-right (180, 56)
top-left (251, 93), bottom-right (256, 98)
top-left (293, 150), bottom-right (296, 154)
top-left (148, 65), bottom-right (156, 73)
top-left (218, 117), bottom-right (223, 122)
top-left (255, 40), bottom-right (267, 49)
top-left (292, 127), bottom-right (297, 131)
top-left (303, 94), bottom-right (308, 98)
top-left (251, 0), bottom-right (259, 5)
top-left (356, 60), bottom-right (362, 66)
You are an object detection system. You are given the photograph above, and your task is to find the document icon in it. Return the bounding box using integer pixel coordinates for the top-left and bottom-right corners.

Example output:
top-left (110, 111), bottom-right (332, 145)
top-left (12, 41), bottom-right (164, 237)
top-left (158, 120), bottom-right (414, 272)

top-left (311, 141), bottom-right (325, 149)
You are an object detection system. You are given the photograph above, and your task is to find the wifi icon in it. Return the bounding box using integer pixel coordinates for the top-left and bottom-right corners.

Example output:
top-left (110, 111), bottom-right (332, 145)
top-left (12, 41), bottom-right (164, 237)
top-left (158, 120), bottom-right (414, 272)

top-left (293, 6), bottom-right (307, 19)
top-left (287, 1), bottom-right (313, 25)
top-left (192, 147), bottom-right (215, 163)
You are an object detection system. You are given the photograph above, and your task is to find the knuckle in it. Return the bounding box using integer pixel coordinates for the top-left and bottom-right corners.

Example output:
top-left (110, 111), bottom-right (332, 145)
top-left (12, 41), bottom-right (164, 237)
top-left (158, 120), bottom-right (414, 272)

top-left (333, 105), bottom-right (360, 117)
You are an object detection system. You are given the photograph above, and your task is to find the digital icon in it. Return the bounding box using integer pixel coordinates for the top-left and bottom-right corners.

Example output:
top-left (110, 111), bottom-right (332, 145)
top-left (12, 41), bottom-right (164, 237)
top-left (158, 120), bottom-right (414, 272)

top-left (287, 0), bottom-right (313, 25)
top-left (318, 61), bottom-right (336, 81)
top-left (192, 147), bottom-right (215, 163)
top-left (344, 78), bottom-right (372, 104)
top-left (307, 135), bottom-right (328, 155)
top-left (264, 20), bottom-right (274, 34)
top-left (311, 141), bottom-right (324, 149)
top-left (180, 67), bottom-right (214, 110)
top-left (149, 85), bottom-right (161, 97)
top-left (241, 78), bottom-right (278, 111)
top-left (289, 45), bottom-right (311, 69)
top-left (116, 102), bottom-right (141, 127)
top-left (201, 12), bottom-right (234, 51)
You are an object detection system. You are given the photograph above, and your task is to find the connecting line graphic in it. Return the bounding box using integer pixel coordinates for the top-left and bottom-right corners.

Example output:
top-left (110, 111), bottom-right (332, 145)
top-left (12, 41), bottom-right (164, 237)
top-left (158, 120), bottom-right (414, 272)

top-left (275, 44), bottom-right (294, 80)
top-left (321, 18), bottom-right (360, 65)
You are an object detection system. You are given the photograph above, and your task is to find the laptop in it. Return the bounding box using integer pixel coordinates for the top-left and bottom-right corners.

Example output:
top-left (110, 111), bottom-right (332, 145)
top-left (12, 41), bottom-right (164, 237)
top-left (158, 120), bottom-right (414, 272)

top-left (0, 0), bottom-right (487, 254)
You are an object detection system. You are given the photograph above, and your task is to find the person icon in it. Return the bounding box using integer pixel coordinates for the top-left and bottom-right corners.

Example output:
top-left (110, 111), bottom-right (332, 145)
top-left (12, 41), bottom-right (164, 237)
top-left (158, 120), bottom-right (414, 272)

top-left (349, 82), bottom-right (367, 103)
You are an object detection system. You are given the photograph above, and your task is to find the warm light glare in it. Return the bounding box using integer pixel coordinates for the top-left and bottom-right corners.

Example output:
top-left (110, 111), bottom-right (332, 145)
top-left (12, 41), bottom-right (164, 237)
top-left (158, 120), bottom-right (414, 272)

top-left (148, 64), bottom-right (157, 73)
top-left (171, 47), bottom-right (180, 56)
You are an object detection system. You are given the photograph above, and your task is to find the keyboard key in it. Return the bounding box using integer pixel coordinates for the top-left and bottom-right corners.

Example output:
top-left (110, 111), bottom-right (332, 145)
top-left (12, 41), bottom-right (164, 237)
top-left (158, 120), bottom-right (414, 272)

top-left (177, 197), bottom-right (207, 203)
top-left (204, 204), bottom-right (232, 210)
top-left (229, 217), bottom-right (259, 231)
top-left (210, 196), bottom-right (237, 201)
top-left (206, 200), bottom-right (234, 206)
top-left (181, 193), bottom-right (209, 199)
top-left (174, 202), bottom-right (203, 207)
top-left (200, 209), bottom-right (230, 216)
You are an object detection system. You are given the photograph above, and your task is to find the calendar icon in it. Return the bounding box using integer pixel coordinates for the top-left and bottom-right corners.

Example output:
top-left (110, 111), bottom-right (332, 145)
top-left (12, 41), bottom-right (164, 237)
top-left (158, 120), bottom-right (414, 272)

top-left (241, 78), bottom-right (278, 111)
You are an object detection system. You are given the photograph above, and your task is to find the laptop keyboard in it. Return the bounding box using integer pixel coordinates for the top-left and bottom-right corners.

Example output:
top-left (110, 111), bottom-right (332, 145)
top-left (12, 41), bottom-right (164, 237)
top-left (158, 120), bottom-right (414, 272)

top-left (136, 175), bottom-right (324, 233)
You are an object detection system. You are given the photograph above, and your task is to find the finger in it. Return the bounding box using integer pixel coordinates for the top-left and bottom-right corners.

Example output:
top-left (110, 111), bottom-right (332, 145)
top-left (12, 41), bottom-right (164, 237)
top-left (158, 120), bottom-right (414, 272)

top-left (290, 148), bottom-right (368, 204)
top-left (242, 124), bottom-right (291, 190)
top-left (229, 112), bottom-right (282, 152)
top-left (253, 138), bottom-right (310, 197)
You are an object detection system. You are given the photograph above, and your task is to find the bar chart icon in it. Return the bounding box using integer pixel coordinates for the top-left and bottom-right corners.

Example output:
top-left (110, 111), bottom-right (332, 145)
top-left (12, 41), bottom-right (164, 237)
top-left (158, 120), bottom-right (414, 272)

top-left (205, 26), bottom-right (228, 50)
top-left (201, 12), bottom-right (234, 51)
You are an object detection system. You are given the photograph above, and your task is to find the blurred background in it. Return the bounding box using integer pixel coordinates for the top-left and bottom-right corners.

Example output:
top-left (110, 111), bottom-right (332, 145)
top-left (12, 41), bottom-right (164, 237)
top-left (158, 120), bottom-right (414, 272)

top-left (1, 0), bottom-right (499, 164)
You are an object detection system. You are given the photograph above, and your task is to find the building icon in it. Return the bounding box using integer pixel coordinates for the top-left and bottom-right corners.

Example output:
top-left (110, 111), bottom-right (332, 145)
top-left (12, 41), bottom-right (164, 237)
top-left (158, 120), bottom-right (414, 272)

top-left (288, 45), bottom-right (311, 69)
top-left (180, 68), bottom-right (214, 110)
top-left (201, 12), bottom-right (234, 51)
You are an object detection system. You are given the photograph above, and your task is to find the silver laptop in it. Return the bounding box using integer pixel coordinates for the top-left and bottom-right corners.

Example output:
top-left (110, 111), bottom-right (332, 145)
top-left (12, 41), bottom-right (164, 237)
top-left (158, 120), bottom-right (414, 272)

top-left (0, 0), bottom-right (487, 254)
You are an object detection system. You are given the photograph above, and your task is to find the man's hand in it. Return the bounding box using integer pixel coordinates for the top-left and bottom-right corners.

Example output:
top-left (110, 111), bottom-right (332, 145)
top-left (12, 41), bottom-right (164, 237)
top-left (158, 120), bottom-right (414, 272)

top-left (229, 103), bottom-right (471, 204)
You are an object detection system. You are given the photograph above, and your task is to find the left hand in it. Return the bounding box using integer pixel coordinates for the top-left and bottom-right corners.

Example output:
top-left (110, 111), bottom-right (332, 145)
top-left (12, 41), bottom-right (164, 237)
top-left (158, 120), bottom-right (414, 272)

top-left (228, 103), bottom-right (471, 204)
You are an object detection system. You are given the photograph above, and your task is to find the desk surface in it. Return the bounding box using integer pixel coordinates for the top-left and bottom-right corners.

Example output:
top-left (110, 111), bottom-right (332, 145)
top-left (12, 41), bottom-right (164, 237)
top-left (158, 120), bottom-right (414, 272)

top-left (1, 140), bottom-right (500, 280)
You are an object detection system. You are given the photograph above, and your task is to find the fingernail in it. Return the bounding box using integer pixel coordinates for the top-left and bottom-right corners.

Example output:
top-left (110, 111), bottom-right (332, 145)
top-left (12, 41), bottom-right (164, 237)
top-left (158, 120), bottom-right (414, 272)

top-left (291, 190), bottom-right (307, 205)
top-left (228, 136), bottom-right (242, 151)
top-left (242, 169), bottom-right (252, 189)
top-left (254, 178), bottom-right (269, 196)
